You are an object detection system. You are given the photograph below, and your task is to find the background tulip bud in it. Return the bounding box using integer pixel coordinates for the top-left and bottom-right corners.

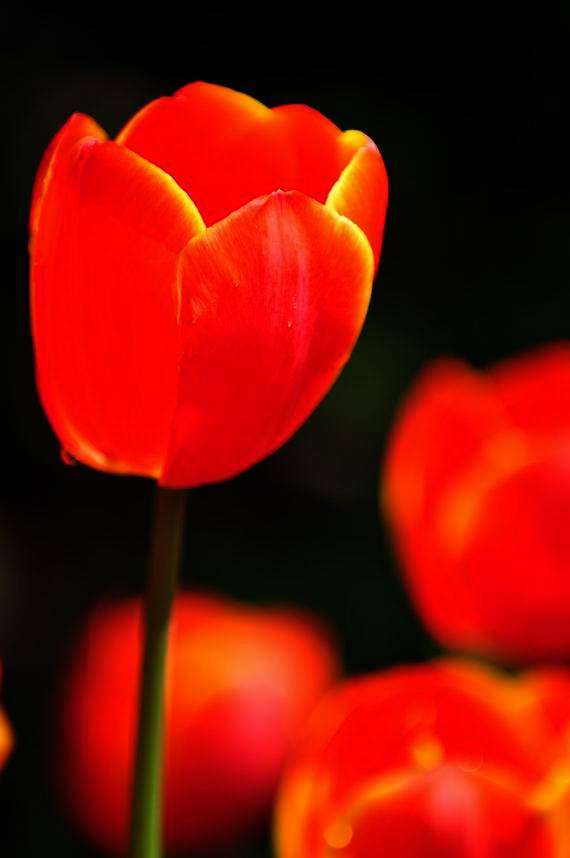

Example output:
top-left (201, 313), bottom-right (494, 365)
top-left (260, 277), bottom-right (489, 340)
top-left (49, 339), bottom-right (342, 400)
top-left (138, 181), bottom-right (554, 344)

top-left (29, 82), bottom-right (387, 487)
top-left (58, 592), bottom-right (339, 855)
top-left (0, 663), bottom-right (13, 772)
top-left (275, 661), bottom-right (570, 858)
top-left (382, 343), bottom-right (570, 663)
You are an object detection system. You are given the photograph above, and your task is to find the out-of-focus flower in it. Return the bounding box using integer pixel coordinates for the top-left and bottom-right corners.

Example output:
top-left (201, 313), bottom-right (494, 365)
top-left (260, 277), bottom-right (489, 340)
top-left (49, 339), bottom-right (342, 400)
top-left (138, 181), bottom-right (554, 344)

top-left (29, 82), bottom-right (387, 487)
top-left (275, 660), bottom-right (570, 858)
top-left (0, 663), bottom-right (13, 771)
top-left (59, 592), bottom-right (339, 854)
top-left (383, 344), bottom-right (570, 662)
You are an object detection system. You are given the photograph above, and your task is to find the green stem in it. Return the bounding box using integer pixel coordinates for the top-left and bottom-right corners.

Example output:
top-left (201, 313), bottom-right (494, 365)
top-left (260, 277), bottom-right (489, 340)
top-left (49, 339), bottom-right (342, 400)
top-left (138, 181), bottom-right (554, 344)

top-left (129, 487), bottom-right (187, 858)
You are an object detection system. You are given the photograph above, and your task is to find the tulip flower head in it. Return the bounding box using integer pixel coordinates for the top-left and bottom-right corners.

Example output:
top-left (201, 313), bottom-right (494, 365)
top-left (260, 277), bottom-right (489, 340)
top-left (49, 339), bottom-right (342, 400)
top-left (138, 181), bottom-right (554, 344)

top-left (59, 592), bottom-right (339, 854)
top-left (383, 344), bottom-right (570, 663)
top-left (275, 661), bottom-right (570, 858)
top-left (29, 82), bottom-right (388, 487)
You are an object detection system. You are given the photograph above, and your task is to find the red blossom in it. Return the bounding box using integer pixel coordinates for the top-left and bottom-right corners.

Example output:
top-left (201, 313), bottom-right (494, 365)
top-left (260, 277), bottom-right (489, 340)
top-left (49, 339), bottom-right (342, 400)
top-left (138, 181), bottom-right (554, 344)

top-left (29, 82), bottom-right (387, 486)
top-left (275, 661), bottom-right (570, 858)
top-left (383, 344), bottom-right (570, 662)
top-left (59, 592), bottom-right (339, 854)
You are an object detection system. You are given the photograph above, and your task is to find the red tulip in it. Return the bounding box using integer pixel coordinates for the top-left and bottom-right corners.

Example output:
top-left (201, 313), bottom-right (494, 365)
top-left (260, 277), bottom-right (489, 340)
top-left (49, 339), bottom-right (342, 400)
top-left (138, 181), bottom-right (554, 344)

top-left (59, 592), bottom-right (339, 854)
top-left (0, 663), bottom-right (13, 771)
top-left (275, 661), bottom-right (570, 858)
top-left (29, 82), bottom-right (387, 487)
top-left (383, 344), bottom-right (570, 662)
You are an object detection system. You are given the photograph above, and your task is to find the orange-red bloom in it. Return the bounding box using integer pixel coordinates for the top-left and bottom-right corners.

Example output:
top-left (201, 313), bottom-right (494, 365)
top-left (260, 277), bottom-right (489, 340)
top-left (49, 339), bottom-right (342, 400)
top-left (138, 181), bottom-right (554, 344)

top-left (383, 344), bottom-right (570, 663)
top-left (59, 592), bottom-right (339, 854)
top-left (275, 661), bottom-right (570, 858)
top-left (0, 663), bottom-right (13, 772)
top-left (29, 82), bottom-right (387, 487)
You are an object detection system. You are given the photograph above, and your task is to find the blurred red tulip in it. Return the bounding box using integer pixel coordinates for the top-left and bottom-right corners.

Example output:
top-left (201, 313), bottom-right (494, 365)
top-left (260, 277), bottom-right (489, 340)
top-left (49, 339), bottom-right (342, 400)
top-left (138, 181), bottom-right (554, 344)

top-left (383, 344), bottom-right (570, 662)
top-left (275, 661), bottom-right (570, 858)
top-left (0, 663), bottom-right (13, 771)
top-left (29, 82), bottom-right (387, 487)
top-left (59, 593), bottom-right (339, 854)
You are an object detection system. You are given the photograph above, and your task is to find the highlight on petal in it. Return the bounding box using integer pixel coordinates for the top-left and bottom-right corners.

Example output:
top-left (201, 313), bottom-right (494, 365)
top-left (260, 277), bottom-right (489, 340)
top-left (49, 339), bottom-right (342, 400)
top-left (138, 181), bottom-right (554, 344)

top-left (160, 190), bottom-right (374, 487)
top-left (30, 136), bottom-right (205, 476)
top-left (116, 82), bottom-right (385, 245)
top-left (327, 133), bottom-right (389, 269)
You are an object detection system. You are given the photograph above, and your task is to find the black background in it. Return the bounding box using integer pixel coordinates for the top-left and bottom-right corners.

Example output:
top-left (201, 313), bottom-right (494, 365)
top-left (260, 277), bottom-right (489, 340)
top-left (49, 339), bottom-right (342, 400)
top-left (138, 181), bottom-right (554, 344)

top-left (0, 6), bottom-right (567, 856)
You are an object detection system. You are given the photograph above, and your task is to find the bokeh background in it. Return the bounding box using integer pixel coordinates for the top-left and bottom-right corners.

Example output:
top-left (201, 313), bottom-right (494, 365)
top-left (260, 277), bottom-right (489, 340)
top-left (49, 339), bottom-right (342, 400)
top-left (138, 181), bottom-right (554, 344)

top-left (0, 6), bottom-right (566, 856)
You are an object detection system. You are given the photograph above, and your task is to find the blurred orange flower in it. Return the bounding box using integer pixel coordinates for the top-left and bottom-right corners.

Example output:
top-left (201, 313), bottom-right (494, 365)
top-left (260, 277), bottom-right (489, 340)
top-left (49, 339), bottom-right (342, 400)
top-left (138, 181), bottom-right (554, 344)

top-left (59, 593), bottom-right (339, 854)
top-left (275, 661), bottom-right (570, 858)
top-left (29, 82), bottom-right (387, 487)
top-left (383, 344), bottom-right (570, 662)
top-left (0, 662), bottom-right (12, 771)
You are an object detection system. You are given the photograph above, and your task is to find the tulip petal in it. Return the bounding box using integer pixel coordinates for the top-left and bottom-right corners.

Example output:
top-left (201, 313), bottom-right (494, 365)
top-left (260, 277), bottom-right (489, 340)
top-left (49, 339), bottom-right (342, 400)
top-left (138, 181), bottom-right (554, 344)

top-left (270, 105), bottom-right (373, 206)
top-left (117, 82), bottom-right (276, 226)
top-left (117, 82), bottom-right (382, 239)
top-left (61, 594), bottom-right (338, 854)
top-left (31, 135), bottom-right (205, 475)
top-left (327, 135), bottom-right (389, 269)
top-left (461, 449), bottom-right (570, 662)
top-left (522, 668), bottom-right (570, 748)
top-left (348, 766), bottom-right (554, 858)
top-left (276, 662), bottom-right (559, 858)
top-left (29, 112), bottom-right (108, 236)
top-left (383, 360), bottom-right (524, 649)
top-left (491, 343), bottom-right (570, 448)
top-left (300, 664), bottom-right (540, 809)
top-left (160, 191), bottom-right (373, 487)
top-left (384, 361), bottom-right (507, 532)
